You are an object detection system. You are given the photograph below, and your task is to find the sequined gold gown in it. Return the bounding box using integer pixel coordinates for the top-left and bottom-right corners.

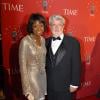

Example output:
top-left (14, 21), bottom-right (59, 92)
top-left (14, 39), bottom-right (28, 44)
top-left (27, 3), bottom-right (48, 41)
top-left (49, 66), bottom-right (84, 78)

top-left (19, 35), bottom-right (46, 100)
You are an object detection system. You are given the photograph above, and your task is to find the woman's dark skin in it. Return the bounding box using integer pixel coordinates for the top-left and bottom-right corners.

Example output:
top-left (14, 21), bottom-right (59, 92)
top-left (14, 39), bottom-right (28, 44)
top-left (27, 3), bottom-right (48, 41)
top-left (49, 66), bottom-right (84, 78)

top-left (31, 20), bottom-right (45, 47)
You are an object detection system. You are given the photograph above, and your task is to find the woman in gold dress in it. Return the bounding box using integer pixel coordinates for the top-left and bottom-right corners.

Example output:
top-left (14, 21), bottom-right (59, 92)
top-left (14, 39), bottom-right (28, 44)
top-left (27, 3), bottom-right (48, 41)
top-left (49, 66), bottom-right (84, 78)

top-left (19, 13), bottom-right (47, 100)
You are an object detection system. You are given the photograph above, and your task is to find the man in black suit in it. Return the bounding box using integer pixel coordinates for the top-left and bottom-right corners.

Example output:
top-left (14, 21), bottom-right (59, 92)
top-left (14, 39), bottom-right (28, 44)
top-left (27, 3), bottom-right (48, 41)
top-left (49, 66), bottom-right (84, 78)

top-left (46, 14), bottom-right (81, 100)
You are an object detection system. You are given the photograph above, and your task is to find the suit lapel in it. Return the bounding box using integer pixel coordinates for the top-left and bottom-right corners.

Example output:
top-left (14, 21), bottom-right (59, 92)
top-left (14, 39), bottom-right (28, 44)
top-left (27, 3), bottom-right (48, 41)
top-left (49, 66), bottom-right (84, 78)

top-left (47, 38), bottom-right (55, 67)
top-left (47, 36), bottom-right (69, 67)
top-left (56, 36), bottom-right (68, 66)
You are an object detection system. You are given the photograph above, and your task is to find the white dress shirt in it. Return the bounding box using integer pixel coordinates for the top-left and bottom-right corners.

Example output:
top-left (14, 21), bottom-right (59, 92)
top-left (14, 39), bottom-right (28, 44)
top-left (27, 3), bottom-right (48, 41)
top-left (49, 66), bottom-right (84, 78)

top-left (51, 33), bottom-right (78, 88)
top-left (51, 34), bottom-right (64, 55)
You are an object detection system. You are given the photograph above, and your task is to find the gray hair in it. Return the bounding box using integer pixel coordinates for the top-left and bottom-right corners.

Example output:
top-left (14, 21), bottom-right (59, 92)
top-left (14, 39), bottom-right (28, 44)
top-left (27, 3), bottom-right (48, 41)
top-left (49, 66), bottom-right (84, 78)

top-left (49, 14), bottom-right (65, 25)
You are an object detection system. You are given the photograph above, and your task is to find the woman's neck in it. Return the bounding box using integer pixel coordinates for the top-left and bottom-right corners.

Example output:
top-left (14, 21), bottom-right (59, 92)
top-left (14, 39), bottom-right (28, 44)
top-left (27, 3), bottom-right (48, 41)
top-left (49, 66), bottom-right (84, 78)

top-left (30, 34), bottom-right (41, 46)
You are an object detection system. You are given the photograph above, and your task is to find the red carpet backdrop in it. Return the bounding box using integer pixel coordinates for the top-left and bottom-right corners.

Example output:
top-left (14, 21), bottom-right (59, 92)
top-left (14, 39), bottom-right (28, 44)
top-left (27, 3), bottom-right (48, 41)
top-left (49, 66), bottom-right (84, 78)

top-left (1, 0), bottom-right (100, 99)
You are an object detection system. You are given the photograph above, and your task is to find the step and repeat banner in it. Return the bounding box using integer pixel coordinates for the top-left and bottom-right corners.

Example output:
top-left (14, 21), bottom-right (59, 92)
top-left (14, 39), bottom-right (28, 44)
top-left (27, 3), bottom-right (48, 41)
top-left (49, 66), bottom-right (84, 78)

top-left (1, 0), bottom-right (100, 99)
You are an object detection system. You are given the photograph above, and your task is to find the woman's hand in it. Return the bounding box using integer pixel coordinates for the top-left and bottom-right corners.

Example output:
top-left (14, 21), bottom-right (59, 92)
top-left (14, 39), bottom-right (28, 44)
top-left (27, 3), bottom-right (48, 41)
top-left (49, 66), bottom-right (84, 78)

top-left (26, 93), bottom-right (34, 100)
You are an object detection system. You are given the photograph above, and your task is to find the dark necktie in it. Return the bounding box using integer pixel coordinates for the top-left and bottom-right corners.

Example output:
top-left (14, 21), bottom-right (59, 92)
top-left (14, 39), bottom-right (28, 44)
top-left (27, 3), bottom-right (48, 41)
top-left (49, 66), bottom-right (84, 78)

top-left (52, 37), bottom-right (61, 41)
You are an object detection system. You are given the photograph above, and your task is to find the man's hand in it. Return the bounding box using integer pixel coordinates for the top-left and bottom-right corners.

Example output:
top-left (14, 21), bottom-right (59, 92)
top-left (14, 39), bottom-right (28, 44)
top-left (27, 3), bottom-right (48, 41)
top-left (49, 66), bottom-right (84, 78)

top-left (26, 93), bottom-right (34, 100)
top-left (69, 86), bottom-right (78, 93)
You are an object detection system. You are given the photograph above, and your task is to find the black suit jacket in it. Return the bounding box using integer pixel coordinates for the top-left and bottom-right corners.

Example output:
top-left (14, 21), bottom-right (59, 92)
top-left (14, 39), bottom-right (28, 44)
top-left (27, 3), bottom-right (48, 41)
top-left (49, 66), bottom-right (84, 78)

top-left (46, 35), bottom-right (81, 92)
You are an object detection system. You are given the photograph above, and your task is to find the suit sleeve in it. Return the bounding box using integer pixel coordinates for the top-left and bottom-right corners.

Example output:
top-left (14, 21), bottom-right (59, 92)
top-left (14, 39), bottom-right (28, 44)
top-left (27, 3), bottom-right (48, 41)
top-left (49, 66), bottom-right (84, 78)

top-left (71, 39), bottom-right (81, 86)
top-left (45, 38), bottom-right (49, 71)
top-left (19, 39), bottom-right (31, 96)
